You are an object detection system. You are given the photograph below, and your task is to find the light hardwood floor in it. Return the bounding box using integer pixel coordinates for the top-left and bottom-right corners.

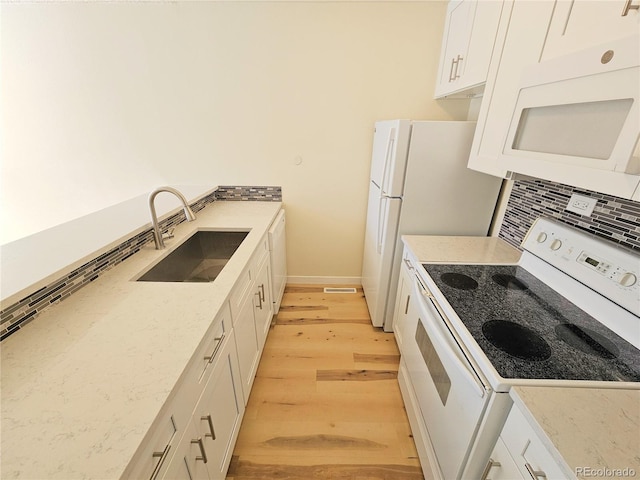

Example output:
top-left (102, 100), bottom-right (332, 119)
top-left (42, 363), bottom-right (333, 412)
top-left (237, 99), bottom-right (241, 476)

top-left (226, 285), bottom-right (424, 480)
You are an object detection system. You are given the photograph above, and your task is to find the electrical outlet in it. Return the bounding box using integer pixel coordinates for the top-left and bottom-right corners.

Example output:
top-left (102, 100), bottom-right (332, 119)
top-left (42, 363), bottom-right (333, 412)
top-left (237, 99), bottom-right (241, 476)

top-left (566, 193), bottom-right (597, 217)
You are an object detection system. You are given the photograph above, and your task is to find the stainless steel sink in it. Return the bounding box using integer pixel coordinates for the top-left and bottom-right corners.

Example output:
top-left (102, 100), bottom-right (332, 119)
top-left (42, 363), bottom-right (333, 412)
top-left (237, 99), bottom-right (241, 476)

top-left (137, 230), bottom-right (249, 282)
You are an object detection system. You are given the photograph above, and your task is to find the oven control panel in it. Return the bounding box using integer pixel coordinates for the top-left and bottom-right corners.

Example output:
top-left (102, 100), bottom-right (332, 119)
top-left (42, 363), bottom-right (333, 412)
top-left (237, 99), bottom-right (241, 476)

top-left (523, 218), bottom-right (640, 316)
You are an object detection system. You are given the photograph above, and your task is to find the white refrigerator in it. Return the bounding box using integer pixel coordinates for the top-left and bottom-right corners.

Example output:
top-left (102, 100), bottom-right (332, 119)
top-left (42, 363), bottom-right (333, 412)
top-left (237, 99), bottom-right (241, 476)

top-left (361, 120), bottom-right (503, 331)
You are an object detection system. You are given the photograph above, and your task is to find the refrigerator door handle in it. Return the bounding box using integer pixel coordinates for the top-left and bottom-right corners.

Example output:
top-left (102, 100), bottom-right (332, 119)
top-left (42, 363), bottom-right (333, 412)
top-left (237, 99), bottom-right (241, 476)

top-left (380, 128), bottom-right (396, 196)
top-left (376, 196), bottom-right (387, 254)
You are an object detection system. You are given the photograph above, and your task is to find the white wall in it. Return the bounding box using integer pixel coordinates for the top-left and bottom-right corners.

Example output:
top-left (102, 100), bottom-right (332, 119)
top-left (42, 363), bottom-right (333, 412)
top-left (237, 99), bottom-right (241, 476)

top-left (1, 1), bottom-right (469, 280)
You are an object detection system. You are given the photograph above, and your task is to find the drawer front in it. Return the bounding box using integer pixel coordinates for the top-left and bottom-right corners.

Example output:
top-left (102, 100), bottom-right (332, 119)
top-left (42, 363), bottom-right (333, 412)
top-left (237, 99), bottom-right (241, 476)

top-left (501, 405), bottom-right (568, 479)
top-left (123, 413), bottom-right (179, 480)
top-left (229, 233), bottom-right (270, 320)
top-left (229, 265), bottom-right (254, 320)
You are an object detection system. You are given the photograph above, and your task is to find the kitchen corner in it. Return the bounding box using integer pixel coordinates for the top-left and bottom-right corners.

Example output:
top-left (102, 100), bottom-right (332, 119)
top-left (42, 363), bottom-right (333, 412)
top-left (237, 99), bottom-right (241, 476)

top-left (1, 200), bottom-right (282, 479)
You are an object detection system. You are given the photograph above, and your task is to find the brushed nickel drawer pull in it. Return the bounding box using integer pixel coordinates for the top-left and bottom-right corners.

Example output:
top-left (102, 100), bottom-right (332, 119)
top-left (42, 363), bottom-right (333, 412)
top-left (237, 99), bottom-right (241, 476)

top-left (622, 0), bottom-right (639, 16)
top-left (191, 437), bottom-right (208, 463)
top-left (256, 291), bottom-right (263, 309)
top-left (404, 295), bottom-right (411, 315)
top-left (204, 333), bottom-right (225, 364)
top-left (150, 444), bottom-right (171, 480)
top-left (525, 462), bottom-right (547, 479)
top-left (259, 283), bottom-right (266, 302)
top-left (480, 458), bottom-right (501, 480)
top-left (201, 414), bottom-right (216, 440)
top-left (403, 258), bottom-right (415, 271)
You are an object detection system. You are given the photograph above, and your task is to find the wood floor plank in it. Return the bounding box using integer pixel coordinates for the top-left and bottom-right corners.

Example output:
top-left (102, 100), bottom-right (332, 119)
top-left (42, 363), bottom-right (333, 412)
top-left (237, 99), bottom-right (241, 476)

top-left (353, 353), bottom-right (401, 365)
top-left (316, 369), bottom-right (398, 381)
top-left (228, 284), bottom-right (425, 480)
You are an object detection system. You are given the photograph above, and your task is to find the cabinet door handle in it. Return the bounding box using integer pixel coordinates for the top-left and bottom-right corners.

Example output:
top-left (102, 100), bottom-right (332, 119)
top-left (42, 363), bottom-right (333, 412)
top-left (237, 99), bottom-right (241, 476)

top-left (480, 458), bottom-right (501, 480)
top-left (259, 283), bottom-right (266, 303)
top-left (403, 258), bottom-right (414, 272)
top-left (453, 55), bottom-right (463, 80)
top-left (203, 333), bottom-right (225, 364)
top-left (622, 0), bottom-right (639, 16)
top-left (404, 295), bottom-right (411, 315)
top-left (255, 291), bottom-right (263, 309)
top-left (201, 415), bottom-right (216, 440)
top-left (449, 57), bottom-right (457, 81)
top-left (191, 437), bottom-right (208, 463)
top-left (525, 462), bottom-right (547, 479)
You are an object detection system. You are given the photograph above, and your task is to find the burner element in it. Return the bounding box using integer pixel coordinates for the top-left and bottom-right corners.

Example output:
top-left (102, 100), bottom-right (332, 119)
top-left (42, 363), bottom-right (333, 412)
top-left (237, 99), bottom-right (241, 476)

top-left (555, 324), bottom-right (620, 359)
top-left (492, 274), bottom-right (528, 291)
top-left (440, 272), bottom-right (478, 290)
top-left (482, 320), bottom-right (552, 361)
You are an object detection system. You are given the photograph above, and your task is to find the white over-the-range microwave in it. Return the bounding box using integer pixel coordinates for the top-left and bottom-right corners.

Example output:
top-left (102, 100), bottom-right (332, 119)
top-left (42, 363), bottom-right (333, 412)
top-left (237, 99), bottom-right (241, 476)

top-left (500, 33), bottom-right (640, 199)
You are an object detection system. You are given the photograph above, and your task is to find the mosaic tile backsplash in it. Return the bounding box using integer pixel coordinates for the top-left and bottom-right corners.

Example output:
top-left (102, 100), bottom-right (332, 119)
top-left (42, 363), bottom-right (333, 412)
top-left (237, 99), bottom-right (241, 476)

top-left (0, 186), bottom-right (282, 341)
top-left (215, 186), bottom-right (282, 201)
top-left (499, 179), bottom-right (640, 252)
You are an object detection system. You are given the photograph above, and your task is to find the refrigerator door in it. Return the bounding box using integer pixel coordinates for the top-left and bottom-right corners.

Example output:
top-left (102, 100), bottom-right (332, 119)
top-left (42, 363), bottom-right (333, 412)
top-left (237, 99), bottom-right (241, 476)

top-left (361, 181), bottom-right (403, 327)
top-left (369, 120), bottom-right (411, 196)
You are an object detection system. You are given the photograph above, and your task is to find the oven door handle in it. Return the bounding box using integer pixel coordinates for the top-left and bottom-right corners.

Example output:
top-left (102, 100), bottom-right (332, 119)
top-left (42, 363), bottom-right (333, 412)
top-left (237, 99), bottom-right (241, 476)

top-left (413, 277), bottom-right (487, 398)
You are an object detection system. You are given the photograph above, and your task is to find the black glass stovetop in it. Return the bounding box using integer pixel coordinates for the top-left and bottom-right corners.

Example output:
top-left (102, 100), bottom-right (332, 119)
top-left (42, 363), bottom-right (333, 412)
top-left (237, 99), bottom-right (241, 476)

top-left (422, 263), bottom-right (640, 383)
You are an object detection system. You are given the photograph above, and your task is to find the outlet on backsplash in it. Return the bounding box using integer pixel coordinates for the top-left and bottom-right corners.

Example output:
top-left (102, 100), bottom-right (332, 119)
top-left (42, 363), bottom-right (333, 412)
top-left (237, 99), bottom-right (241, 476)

top-left (566, 194), bottom-right (598, 217)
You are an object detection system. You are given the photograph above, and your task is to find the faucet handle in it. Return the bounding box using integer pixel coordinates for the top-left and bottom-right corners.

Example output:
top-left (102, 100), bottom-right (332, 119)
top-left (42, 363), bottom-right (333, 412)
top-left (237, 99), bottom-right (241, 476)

top-left (162, 228), bottom-right (176, 240)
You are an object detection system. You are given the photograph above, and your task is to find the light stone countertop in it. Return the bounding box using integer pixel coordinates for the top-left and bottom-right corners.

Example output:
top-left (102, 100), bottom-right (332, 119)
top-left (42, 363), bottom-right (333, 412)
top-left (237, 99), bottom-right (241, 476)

top-left (1, 200), bottom-right (282, 480)
top-left (512, 386), bottom-right (640, 480)
top-left (401, 234), bottom-right (523, 265)
top-left (401, 234), bottom-right (640, 480)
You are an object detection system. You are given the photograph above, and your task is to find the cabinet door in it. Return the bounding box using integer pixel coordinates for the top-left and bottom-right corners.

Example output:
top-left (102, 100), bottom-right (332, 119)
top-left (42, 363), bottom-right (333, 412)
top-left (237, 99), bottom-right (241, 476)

top-left (392, 254), bottom-right (414, 352)
top-left (162, 421), bottom-right (210, 480)
top-left (467, 1), bottom-right (555, 177)
top-left (542, 0), bottom-right (640, 61)
top-left (253, 257), bottom-right (274, 352)
top-left (435, 0), bottom-right (504, 98)
top-left (234, 294), bottom-right (260, 405)
top-left (193, 331), bottom-right (244, 480)
top-left (437, 0), bottom-right (475, 91)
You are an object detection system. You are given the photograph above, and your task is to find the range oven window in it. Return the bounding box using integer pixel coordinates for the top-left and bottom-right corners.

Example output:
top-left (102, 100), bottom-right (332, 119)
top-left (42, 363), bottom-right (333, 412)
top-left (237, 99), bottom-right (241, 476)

top-left (415, 318), bottom-right (451, 406)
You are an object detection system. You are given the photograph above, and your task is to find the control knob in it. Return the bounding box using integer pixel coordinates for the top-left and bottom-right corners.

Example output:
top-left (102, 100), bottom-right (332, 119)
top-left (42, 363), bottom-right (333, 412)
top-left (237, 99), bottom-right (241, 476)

top-left (550, 239), bottom-right (563, 251)
top-left (536, 232), bottom-right (548, 243)
top-left (618, 272), bottom-right (638, 287)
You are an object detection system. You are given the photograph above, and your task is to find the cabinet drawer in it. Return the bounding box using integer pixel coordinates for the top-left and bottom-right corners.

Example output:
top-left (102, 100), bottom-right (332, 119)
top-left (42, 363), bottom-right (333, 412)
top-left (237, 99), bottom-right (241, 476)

top-left (229, 233), bottom-right (270, 320)
top-left (123, 413), bottom-right (179, 480)
top-left (501, 404), bottom-right (568, 479)
top-left (196, 304), bottom-right (231, 383)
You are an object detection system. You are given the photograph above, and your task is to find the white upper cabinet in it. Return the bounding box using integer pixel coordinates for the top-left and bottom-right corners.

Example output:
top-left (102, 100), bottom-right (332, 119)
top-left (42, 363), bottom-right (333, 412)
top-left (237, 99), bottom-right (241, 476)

top-left (468, 0), bottom-right (640, 200)
top-left (542, 0), bottom-right (640, 61)
top-left (434, 0), bottom-right (505, 98)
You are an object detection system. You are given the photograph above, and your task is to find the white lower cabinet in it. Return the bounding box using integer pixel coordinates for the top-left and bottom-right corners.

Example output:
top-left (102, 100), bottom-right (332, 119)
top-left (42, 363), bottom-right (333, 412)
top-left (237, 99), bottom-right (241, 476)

top-left (233, 290), bottom-right (261, 405)
top-left (484, 404), bottom-right (569, 480)
top-left (253, 255), bottom-right (273, 352)
top-left (163, 329), bottom-right (244, 480)
top-left (392, 248), bottom-right (415, 350)
top-left (233, 234), bottom-right (274, 404)
top-left (124, 221), bottom-right (283, 480)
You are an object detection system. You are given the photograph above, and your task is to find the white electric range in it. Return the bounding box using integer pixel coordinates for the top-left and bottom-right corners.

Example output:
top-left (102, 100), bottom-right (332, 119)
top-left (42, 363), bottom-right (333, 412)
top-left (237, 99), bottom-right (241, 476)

top-left (397, 217), bottom-right (640, 480)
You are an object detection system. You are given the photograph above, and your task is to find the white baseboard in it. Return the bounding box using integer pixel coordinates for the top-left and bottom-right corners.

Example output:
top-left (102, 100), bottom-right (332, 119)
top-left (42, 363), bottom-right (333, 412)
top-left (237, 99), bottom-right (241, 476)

top-left (286, 276), bottom-right (362, 286)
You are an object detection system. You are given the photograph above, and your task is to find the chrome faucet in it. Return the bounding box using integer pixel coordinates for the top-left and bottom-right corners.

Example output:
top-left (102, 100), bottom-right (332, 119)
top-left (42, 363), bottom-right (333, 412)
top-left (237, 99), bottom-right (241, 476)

top-left (148, 186), bottom-right (197, 249)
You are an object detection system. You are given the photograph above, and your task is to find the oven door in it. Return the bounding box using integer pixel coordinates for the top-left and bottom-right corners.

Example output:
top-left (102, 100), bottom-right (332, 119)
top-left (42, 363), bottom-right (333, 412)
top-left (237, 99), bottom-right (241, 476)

top-left (402, 275), bottom-right (491, 480)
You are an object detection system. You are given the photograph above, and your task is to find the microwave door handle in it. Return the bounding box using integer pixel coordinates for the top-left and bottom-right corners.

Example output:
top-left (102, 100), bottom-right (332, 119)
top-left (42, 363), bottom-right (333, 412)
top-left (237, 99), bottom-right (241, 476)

top-left (414, 278), bottom-right (486, 398)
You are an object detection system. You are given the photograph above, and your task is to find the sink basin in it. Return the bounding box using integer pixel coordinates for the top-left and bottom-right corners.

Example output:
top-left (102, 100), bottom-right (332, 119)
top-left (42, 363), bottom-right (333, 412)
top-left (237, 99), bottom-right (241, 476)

top-left (137, 230), bottom-right (249, 282)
